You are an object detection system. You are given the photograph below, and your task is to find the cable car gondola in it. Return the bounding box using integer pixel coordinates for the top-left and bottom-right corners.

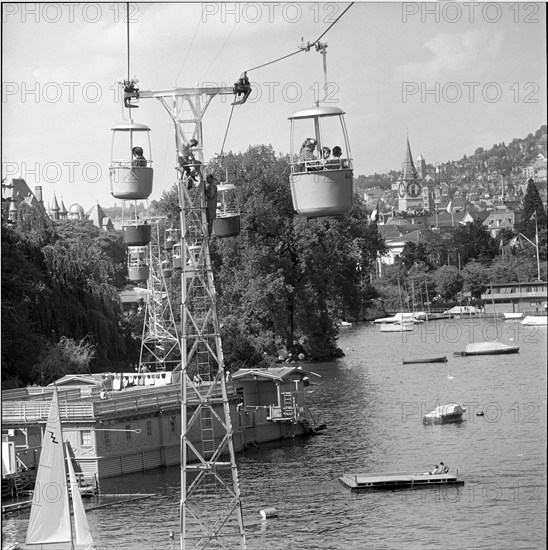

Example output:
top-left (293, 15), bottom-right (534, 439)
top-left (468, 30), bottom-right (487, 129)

top-left (289, 105), bottom-right (353, 217)
top-left (110, 122), bottom-right (153, 200)
top-left (122, 222), bottom-right (152, 246)
top-left (211, 183), bottom-right (241, 238)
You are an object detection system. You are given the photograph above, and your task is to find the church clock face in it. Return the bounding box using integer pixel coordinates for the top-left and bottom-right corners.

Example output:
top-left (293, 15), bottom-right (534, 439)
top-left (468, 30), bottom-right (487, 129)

top-left (406, 182), bottom-right (422, 198)
top-left (398, 183), bottom-right (406, 198)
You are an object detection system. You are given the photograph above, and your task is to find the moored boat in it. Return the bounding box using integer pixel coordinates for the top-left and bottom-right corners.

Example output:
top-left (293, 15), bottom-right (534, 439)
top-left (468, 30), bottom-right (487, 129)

top-left (521, 315), bottom-right (547, 326)
top-left (503, 312), bottom-right (524, 320)
top-left (380, 321), bottom-right (414, 332)
top-left (403, 355), bottom-right (447, 364)
top-left (455, 342), bottom-right (520, 356)
top-left (423, 403), bottom-right (466, 424)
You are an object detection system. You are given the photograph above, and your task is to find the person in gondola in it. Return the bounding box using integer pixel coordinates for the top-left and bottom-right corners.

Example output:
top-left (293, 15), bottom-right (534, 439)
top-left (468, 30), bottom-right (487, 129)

top-left (178, 138), bottom-right (201, 187)
top-left (330, 145), bottom-right (348, 168)
top-left (297, 138), bottom-right (318, 171)
top-left (132, 146), bottom-right (147, 167)
top-left (205, 174), bottom-right (218, 235)
top-left (320, 146), bottom-right (331, 168)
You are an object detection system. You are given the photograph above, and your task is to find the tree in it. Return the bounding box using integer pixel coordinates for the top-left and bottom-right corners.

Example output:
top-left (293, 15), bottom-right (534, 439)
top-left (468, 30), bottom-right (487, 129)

top-left (462, 260), bottom-right (490, 299)
top-left (518, 178), bottom-right (547, 239)
top-left (396, 242), bottom-right (431, 271)
top-left (433, 265), bottom-right (463, 301)
top-left (453, 221), bottom-right (497, 265)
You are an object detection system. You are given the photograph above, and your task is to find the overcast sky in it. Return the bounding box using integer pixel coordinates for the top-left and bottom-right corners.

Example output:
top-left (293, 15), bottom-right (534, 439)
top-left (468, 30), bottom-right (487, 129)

top-left (2, 1), bottom-right (546, 210)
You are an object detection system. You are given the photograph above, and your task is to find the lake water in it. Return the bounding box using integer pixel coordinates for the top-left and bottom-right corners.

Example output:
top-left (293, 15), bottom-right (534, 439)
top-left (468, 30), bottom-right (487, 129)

top-left (2, 319), bottom-right (546, 550)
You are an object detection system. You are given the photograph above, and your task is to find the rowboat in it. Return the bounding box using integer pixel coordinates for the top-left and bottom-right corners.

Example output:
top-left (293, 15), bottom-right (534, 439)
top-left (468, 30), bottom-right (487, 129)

top-left (402, 355), bottom-right (448, 364)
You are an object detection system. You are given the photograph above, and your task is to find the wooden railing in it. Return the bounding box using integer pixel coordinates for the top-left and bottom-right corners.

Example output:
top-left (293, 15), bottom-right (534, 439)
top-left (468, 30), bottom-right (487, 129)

top-left (2, 382), bottom-right (237, 424)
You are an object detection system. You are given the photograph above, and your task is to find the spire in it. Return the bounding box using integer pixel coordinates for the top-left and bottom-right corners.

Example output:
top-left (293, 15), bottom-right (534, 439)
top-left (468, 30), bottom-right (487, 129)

top-left (51, 193), bottom-right (60, 211)
top-left (399, 138), bottom-right (420, 182)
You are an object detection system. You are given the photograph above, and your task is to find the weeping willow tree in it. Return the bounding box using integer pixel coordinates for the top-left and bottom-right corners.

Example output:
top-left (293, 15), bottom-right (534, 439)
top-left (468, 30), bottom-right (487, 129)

top-left (1, 203), bottom-right (128, 388)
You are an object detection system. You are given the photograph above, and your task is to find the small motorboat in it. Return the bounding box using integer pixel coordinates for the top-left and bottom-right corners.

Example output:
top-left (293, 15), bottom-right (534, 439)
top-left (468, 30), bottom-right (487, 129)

top-left (380, 321), bottom-right (414, 332)
top-left (521, 316), bottom-right (547, 326)
top-left (374, 312), bottom-right (424, 324)
top-left (503, 312), bottom-right (524, 320)
top-left (423, 403), bottom-right (466, 424)
top-left (455, 342), bottom-right (520, 356)
top-left (402, 355), bottom-right (448, 364)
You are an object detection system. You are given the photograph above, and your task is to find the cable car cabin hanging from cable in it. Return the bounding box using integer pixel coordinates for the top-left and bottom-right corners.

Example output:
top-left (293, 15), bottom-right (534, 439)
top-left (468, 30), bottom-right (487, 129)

top-left (110, 122), bottom-right (153, 200)
top-left (127, 246), bottom-right (150, 282)
top-left (211, 183), bottom-right (241, 238)
top-left (122, 222), bottom-right (152, 246)
top-left (289, 105), bottom-right (353, 217)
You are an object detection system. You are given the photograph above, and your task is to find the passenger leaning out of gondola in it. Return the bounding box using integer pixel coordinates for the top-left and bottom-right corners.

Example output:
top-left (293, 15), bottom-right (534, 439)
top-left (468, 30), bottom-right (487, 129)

top-left (132, 146), bottom-right (147, 167)
top-left (297, 138), bottom-right (318, 171)
top-left (178, 138), bottom-right (202, 188)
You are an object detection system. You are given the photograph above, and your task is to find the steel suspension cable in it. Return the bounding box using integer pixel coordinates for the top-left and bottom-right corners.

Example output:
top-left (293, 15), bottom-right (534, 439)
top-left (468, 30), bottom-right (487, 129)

top-left (245, 2), bottom-right (354, 73)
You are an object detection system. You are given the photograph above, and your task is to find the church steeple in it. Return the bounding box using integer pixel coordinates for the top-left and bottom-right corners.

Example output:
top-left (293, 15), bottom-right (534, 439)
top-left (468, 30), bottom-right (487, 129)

top-left (396, 136), bottom-right (424, 212)
top-left (400, 138), bottom-right (420, 181)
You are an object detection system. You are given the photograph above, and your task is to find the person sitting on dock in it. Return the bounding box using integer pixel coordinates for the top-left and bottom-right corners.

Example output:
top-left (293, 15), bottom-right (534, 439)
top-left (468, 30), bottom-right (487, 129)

top-left (439, 462), bottom-right (448, 473)
top-left (429, 465), bottom-right (439, 475)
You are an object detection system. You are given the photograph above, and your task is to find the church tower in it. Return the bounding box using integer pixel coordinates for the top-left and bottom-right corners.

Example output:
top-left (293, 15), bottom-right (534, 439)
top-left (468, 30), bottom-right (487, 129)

top-left (397, 138), bottom-right (424, 212)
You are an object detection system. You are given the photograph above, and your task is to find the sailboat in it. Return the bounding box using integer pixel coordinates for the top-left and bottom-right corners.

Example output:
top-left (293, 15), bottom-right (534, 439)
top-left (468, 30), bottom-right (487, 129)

top-left (26, 388), bottom-right (95, 549)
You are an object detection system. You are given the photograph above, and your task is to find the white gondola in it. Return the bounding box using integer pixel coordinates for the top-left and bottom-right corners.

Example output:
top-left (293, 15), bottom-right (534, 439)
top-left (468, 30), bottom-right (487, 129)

top-left (289, 106), bottom-right (353, 217)
top-left (211, 183), bottom-right (241, 238)
top-left (110, 122), bottom-right (153, 200)
top-left (127, 246), bottom-right (150, 282)
top-left (172, 243), bottom-right (182, 271)
top-left (165, 228), bottom-right (179, 251)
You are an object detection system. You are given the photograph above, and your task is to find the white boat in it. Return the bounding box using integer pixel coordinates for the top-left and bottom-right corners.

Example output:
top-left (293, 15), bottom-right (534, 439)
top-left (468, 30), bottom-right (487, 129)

top-left (423, 403), bottom-right (466, 424)
top-left (456, 342), bottom-right (520, 356)
top-left (521, 316), bottom-right (548, 326)
top-left (503, 312), bottom-right (524, 320)
top-left (380, 321), bottom-right (414, 332)
top-left (26, 388), bottom-right (95, 549)
top-left (374, 312), bottom-right (423, 324)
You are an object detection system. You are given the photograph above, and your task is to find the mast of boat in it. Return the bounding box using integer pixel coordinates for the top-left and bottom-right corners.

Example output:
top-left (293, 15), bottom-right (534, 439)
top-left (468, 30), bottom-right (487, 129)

top-left (425, 278), bottom-right (431, 315)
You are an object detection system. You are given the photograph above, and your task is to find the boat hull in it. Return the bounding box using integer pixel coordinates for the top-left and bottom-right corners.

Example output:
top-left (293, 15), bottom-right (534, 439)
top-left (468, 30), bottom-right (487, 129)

top-left (403, 356), bottom-right (448, 364)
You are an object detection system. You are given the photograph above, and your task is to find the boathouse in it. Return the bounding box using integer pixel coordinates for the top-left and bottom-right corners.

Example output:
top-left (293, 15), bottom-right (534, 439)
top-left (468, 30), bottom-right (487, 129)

top-left (1, 367), bottom-right (317, 481)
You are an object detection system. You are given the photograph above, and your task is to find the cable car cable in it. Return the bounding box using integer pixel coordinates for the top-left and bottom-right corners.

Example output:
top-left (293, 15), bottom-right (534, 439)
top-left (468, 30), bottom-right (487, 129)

top-left (245, 2), bottom-right (353, 73)
top-left (199, 22), bottom-right (238, 82)
top-left (219, 103), bottom-right (236, 157)
top-left (126, 2), bottom-right (131, 83)
top-left (175, 16), bottom-right (201, 86)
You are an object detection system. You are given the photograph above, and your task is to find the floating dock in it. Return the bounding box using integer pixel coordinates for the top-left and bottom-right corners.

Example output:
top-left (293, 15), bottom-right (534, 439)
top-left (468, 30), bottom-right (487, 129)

top-left (339, 472), bottom-right (464, 492)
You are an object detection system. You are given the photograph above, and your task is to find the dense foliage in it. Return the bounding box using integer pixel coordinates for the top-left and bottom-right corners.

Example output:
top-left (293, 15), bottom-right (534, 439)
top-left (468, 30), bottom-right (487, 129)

top-left (1, 204), bottom-right (131, 388)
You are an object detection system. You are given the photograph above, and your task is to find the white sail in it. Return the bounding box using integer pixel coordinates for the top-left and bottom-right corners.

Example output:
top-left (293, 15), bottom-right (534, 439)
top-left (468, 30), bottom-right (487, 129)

top-left (26, 388), bottom-right (72, 545)
top-left (66, 442), bottom-right (95, 549)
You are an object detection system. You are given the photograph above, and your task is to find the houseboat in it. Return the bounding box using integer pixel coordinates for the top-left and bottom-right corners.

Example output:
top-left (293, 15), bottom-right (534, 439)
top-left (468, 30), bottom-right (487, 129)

top-left (1, 366), bottom-right (318, 484)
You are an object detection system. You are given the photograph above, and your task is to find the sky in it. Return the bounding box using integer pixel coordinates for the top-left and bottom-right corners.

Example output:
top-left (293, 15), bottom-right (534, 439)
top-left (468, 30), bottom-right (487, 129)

top-left (2, 1), bottom-right (547, 210)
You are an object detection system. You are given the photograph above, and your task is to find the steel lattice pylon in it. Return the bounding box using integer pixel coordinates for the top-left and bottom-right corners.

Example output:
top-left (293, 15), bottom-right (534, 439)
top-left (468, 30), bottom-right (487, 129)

top-left (139, 219), bottom-right (182, 373)
top-left (130, 84), bottom-right (249, 550)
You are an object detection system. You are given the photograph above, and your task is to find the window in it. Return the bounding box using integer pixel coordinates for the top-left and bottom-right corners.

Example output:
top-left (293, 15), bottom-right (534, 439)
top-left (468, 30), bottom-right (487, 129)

top-left (170, 417), bottom-right (175, 433)
top-left (126, 424), bottom-right (131, 440)
top-left (146, 420), bottom-right (152, 437)
top-left (104, 431), bottom-right (111, 446)
top-left (80, 430), bottom-right (91, 447)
